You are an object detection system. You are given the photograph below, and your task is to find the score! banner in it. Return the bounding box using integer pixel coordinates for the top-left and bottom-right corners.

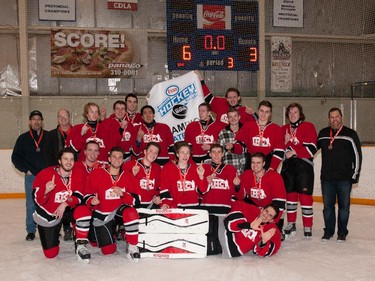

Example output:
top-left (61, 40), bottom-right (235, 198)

top-left (51, 29), bottom-right (147, 78)
top-left (148, 71), bottom-right (205, 142)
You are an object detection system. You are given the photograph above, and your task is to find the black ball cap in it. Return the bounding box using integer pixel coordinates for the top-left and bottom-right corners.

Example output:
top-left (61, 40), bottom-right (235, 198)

top-left (29, 110), bottom-right (44, 120)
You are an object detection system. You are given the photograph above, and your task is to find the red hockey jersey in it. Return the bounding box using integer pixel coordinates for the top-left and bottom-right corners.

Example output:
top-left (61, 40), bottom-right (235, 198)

top-left (225, 201), bottom-right (281, 257)
top-left (234, 121), bottom-right (284, 170)
top-left (101, 114), bottom-right (138, 161)
top-left (84, 168), bottom-right (138, 215)
top-left (159, 161), bottom-right (209, 208)
top-left (67, 122), bottom-right (109, 162)
top-left (122, 159), bottom-right (161, 208)
top-left (240, 168), bottom-right (286, 215)
top-left (281, 121), bottom-right (317, 159)
top-left (200, 163), bottom-right (245, 215)
top-left (33, 166), bottom-right (86, 221)
top-left (132, 122), bottom-right (174, 166)
top-left (184, 119), bottom-right (223, 163)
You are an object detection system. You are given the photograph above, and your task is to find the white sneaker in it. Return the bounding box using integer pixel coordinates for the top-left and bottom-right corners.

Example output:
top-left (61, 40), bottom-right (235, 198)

top-left (126, 244), bottom-right (140, 262)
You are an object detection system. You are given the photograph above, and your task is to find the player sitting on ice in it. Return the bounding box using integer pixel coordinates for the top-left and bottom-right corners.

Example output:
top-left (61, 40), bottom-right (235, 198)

top-left (221, 202), bottom-right (282, 258)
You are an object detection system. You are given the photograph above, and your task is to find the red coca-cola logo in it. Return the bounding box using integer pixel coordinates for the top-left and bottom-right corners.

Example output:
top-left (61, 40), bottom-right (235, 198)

top-left (203, 5), bottom-right (225, 22)
top-left (202, 5), bottom-right (226, 29)
top-left (203, 10), bottom-right (225, 22)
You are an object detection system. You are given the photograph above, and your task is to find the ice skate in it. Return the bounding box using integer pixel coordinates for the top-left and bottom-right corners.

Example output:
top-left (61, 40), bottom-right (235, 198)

top-left (76, 240), bottom-right (91, 263)
top-left (304, 227), bottom-right (312, 239)
top-left (126, 243), bottom-right (140, 262)
top-left (284, 223), bottom-right (296, 238)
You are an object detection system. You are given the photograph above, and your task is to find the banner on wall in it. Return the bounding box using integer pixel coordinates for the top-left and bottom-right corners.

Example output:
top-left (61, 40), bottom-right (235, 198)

top-left (147, 71), bottom-right (205, 142)
top-left (273, 0), bottom-right (303, 28)
top-left (271, 37), bottom-right (292, 93)
top-left (51, 29), bottom-right (147, 78)
top-left (107, 0), bottom-right (138, 11)
top-left (39, 0), bottom-right (76, 21)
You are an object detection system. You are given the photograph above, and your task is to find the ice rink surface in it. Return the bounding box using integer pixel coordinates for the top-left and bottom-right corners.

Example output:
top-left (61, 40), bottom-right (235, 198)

top-left (0, 199), bottom-right (374, 281)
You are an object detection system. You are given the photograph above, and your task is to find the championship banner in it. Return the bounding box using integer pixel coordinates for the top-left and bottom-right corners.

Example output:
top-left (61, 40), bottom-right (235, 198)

top-left (51, 29), bottom-right (147, 78)
top-left (147, 71), bottom-right (205, 141)
top-left (107, 0), bottom-right (138, 11)
top-left (39, 0), bottom-right (76, 21)
top-left (271, 37), bottom-right (292, 93)
top-left (273, 0), bottom-right (303, 28)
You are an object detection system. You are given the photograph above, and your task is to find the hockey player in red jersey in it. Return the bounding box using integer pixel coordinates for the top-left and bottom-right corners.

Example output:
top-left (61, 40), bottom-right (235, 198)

top-left (201, 143), bottom-right (245, 255)
top-left (32, 148), bottom-right (92, 261)
top-left (195, 70), bottom-right (256, 127)
top-left (222, 202), bottom-right (282, 258)
top-left (84, 146), bottom-right (140, 261)
top-left (123, 142), bottom-right (162, 209)
top-left (281, 103), bottom-right (317, 238)
top-left (101, 100), bottom-right (138, 162)
top-left (67, 102), bottom-right (109, 162)
top-left (132, 105), bottom-right (174, 166)
top-left (184, 102), bottom-right (223, 163)
top-left (233, 100), bottom-right (284, 171)
top-left (240, 152), bottom-right (286, 223)
top-left (159, 141), bottom-right (208, 209)
top-left (124, 93), bottom-right (143, 127)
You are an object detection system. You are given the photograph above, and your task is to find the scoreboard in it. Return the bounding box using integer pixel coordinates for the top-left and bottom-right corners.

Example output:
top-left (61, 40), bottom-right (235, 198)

top-left (167, 0), bottom-right (259, 71)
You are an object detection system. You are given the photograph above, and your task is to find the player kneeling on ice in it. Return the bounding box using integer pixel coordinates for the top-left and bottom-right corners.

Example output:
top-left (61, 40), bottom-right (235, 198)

top-left (32, 148), bottom-right (92, 261)
top-left (222, 202), bottom-right (281, 258)
top-left (85, 146), bottom-right (141, 261)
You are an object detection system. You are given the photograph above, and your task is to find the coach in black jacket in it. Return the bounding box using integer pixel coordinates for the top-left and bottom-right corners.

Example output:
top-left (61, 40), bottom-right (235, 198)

top-left (12, 110), bottom-right (49, 241)
top-left (317, 107), bottom-right (362, 243)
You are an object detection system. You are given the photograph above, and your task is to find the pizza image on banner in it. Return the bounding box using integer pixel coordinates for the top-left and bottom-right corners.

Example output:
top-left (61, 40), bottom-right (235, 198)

top-left (51, 28), bottom-right (146, 78)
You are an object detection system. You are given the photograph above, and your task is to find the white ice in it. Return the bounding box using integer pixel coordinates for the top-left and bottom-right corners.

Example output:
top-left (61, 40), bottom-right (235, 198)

top-left (0, 199), bottom-right (374, 281)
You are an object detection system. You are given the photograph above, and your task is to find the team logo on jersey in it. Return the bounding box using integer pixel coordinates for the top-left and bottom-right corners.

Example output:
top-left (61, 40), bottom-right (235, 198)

top-left (250, 187), bottom-right (266, 200)
top-left (241, 228), bottom-right (258, 242)
top-left (143, 133), bottom-right (162, 143)
top-left (140, 178), bottom-right (155, 190)
top-left (122, 131), bottom-right (131, 142)
top-left (105, 187), bottom-right (124, 199)
top-left (196, 134), bottom-right (214, 144)
top-left (252, 136), bottom-right (270, 147)
top-left (220, 113), bottom-right (229, 124)
top-left (209, 178), bottom-right (229, 190)
top-left (54, 191), bottom-right (70, 203)
top-left (177, 180), bottom-right (196, 192)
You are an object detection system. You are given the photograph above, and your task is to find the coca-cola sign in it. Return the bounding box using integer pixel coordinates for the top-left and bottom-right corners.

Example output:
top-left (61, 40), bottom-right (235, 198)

top-left (197, 4), bottom-right (231, 30)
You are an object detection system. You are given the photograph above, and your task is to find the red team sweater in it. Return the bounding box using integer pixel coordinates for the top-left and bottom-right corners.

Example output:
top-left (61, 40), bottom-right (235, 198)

top-left (281, 121), bottom-right (317, 159)
top-left (101, 114), bottom-right (138, 161)
top-left (225, 201), bottom-right (281, 257)
top-left (33, 166), bottom-right (85, 223)
top-left (132, 122), bottom-right (174, 166)
top-left (184, 119), bottom-right (223, 162)
top-left (200, 163), bottom-right (245, 215)
top-left (85, 168), bottom-right (138, 218)
top-left (122, 159), bottom-right (161, 208)
top-left (67, 122), bottom-right (110, 162)
top-left (159, 161), bottom-right (209, 208)
top-left (240, 169), bottom-right (286, 219)
top-left (233, 121), bottom-right (284, 170)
